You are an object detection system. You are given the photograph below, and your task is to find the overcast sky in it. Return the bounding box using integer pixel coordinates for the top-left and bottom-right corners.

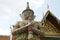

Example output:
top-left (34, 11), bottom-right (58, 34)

top-left (0, 0), bottom-right (60, 35)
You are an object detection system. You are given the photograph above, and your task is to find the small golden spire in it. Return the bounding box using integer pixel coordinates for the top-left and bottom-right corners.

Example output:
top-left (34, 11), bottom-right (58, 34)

top-left (26, 2), bottom-right (30, 9)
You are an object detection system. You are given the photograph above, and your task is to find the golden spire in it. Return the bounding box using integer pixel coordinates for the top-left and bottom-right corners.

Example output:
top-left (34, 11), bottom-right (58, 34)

top-left (26, 2), bottom-right (30, 9)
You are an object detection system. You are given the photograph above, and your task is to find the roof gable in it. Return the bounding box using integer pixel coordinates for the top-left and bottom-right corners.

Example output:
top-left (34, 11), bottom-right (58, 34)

top-left (43, 10), bottom-right (60, 30)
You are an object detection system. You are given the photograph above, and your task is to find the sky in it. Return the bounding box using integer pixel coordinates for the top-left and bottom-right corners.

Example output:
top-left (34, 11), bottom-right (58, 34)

top-left (0, 0), bottom-right (60, 35)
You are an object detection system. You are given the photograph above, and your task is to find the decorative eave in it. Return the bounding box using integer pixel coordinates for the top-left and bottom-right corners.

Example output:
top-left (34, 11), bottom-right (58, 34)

top-left (45, 36), bottom-right (60, 38)
top-left (44, 32), bottom-right (60, 36)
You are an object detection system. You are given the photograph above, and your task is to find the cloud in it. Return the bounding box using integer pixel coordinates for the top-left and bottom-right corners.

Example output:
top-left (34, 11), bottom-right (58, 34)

top-left (0, 28), bottom-right (10, 35)
top-left (0, 4), bottom-right (18, 17)
top-left (28, 0), bottom-right (45, 8)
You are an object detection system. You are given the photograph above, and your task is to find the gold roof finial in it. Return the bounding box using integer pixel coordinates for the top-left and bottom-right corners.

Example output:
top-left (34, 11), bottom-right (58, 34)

top-left (26, 2), bottom-right (30, 9)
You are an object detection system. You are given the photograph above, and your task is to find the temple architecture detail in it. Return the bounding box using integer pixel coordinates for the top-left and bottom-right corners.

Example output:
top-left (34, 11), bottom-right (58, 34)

top-left (11, 2), bottom-right (60, 40)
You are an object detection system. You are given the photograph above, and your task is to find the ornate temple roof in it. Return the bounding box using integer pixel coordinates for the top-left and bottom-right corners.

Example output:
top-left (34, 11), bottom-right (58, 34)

top-left (0, 35), bottom-right (9, 40)
top-left (42, 10), bottom-right (60, 30)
